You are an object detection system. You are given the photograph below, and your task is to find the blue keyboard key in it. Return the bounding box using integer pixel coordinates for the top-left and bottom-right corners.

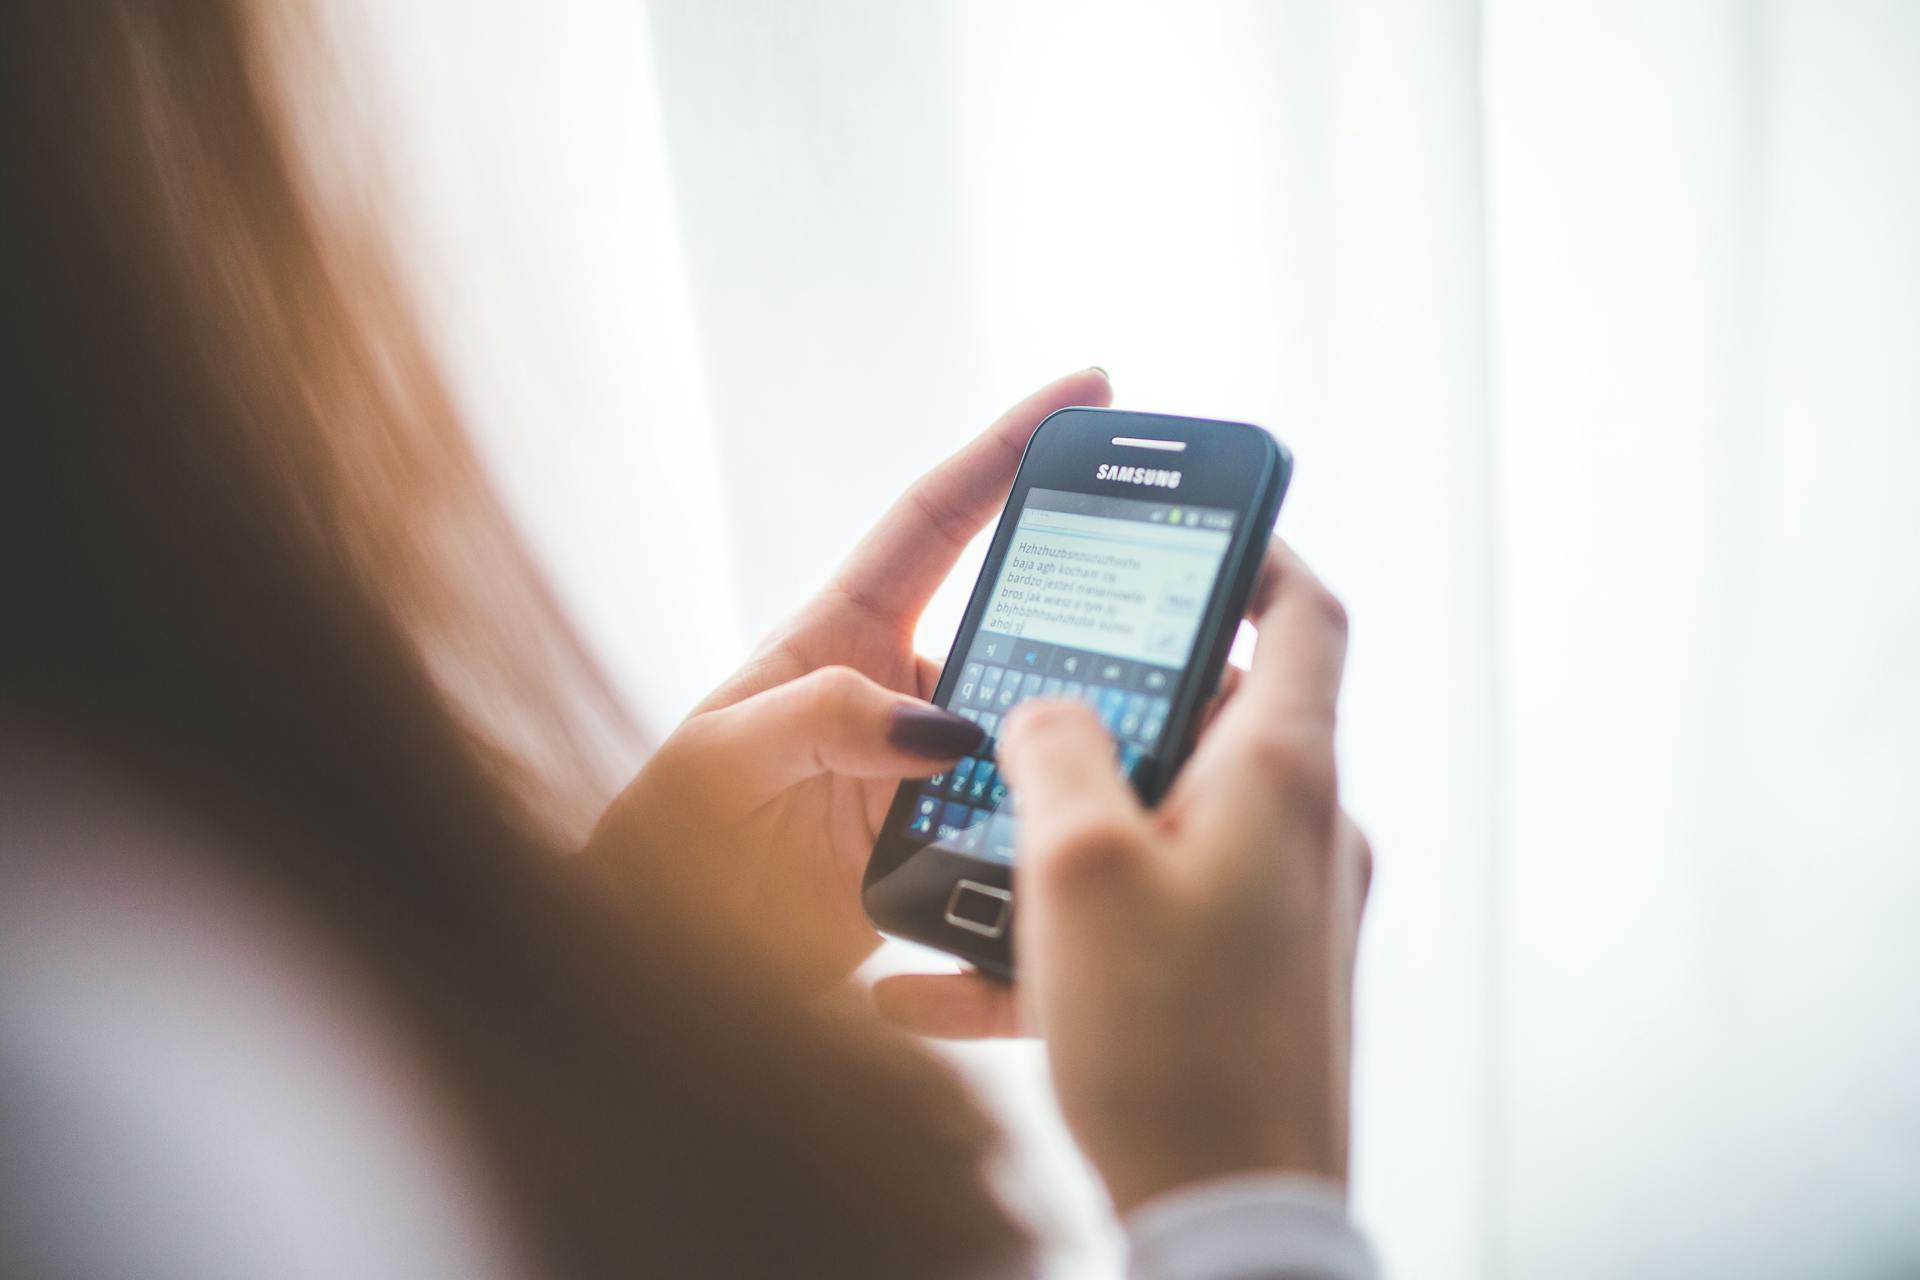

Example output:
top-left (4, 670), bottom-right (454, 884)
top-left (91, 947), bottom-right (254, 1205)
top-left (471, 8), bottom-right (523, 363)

top-left (936, 801), bottom-right (974, 842)
top-left (968, 764), bottom-right (994, 802)
top-left (1140, 696), bottom-right (1170, 743)
top-left (905, 790), bottom-right (941, 838)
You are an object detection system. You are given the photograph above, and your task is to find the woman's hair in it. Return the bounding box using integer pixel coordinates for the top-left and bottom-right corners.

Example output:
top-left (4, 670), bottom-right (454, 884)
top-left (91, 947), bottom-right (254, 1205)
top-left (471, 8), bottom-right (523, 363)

top-left (0, 5), bottom-right (1025, 1275)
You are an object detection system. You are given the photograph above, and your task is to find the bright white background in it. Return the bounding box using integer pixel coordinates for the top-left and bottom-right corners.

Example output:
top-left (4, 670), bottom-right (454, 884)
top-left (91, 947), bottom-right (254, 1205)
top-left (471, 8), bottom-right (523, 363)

top-left (337, 3), bottom-right (1920, 1275)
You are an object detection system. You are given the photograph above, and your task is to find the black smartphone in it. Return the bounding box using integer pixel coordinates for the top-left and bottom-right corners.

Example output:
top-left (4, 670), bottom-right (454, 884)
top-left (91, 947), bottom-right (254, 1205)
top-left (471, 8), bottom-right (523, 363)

top-left (862, 406), bottom-right (1291, 977)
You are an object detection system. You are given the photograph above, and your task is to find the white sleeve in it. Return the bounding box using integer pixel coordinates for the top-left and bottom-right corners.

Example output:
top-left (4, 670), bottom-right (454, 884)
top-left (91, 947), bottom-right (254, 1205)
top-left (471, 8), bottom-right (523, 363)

top-left (1124, 1172), bottom-right (1377, 1280)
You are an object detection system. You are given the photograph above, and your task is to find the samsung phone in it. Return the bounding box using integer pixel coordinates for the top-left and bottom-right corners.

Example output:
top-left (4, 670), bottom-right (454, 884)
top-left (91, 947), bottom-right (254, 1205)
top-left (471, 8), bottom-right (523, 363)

top-left (862, 406), bottom-right (1291, 976)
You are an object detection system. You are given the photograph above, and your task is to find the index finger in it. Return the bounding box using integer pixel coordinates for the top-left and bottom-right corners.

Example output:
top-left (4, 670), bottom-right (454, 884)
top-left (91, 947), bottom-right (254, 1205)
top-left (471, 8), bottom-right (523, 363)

top-left (828, 368), bottom-right (1113, 626)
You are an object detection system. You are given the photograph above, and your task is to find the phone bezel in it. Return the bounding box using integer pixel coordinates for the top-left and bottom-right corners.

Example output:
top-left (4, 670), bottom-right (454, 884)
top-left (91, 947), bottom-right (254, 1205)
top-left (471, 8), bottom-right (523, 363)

top-left (861, 406), bottom-right (1290, 976)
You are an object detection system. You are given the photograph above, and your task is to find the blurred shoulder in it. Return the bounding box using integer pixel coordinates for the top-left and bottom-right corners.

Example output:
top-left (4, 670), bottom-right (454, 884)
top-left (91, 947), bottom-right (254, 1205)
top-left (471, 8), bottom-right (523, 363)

top-left (0, 718), bottom-right (526, 1280)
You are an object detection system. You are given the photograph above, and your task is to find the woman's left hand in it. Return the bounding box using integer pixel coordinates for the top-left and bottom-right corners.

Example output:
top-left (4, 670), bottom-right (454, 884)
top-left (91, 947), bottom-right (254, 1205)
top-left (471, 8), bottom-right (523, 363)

top-left (586, 369), bottom-right (1112, 986)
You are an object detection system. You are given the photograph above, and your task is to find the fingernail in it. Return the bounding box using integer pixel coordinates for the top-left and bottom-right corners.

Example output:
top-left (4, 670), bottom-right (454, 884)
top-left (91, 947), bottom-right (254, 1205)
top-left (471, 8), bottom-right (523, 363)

top-left (1086, 365), bottom-right (1109, 379)
top-left (888, 704), bottom-right (985, 759)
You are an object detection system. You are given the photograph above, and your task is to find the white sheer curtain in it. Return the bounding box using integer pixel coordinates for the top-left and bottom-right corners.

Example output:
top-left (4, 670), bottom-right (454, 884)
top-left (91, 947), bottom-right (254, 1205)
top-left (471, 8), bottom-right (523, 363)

top-left (346, 3), bottom-right (1920, 1275)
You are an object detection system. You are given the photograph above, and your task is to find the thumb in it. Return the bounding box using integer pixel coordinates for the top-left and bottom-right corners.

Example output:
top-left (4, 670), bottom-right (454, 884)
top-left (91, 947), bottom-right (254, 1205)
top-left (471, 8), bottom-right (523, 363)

top-left (696, 665), bottom-right (983, 798)
top-left (996, 700), bottom-right (1152, 898)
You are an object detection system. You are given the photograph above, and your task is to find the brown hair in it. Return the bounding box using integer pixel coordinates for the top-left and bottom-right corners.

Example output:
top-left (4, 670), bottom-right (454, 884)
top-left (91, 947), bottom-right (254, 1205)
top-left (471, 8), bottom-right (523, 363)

top-left (0, 4), bottom-right (1025, 1275)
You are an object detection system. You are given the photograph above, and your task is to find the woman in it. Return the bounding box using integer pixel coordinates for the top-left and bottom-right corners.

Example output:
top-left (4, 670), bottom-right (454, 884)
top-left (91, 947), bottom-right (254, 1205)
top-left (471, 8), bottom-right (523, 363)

top-left (0, 5), bottom-right (1372, 1277)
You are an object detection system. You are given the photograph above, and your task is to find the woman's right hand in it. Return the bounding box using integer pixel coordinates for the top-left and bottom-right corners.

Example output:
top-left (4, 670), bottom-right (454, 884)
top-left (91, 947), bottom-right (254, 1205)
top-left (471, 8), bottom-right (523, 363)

top-left (875, 544), bottom-right (1370, 1214)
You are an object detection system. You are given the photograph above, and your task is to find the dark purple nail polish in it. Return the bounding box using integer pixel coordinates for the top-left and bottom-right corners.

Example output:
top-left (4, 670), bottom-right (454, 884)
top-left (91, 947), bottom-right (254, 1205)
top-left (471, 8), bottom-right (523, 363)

top-left (888, 704), bottom-right (985, 759)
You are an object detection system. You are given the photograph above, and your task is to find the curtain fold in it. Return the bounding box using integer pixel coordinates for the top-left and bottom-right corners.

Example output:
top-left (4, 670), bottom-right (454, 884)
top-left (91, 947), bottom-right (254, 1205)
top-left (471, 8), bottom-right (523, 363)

top-left (1487, 3), bottom-right (1920, 1275)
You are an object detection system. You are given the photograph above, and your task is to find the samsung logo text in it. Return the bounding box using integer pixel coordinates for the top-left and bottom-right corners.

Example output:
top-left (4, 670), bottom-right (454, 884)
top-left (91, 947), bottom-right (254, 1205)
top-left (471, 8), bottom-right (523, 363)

top-left (1095, 463), bottom-right (1182, 489)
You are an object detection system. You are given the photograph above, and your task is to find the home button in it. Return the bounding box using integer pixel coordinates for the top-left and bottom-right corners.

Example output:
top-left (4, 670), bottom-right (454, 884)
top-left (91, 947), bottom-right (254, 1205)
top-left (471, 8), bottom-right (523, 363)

top-left (944, 879), bottom-right (1011, 938)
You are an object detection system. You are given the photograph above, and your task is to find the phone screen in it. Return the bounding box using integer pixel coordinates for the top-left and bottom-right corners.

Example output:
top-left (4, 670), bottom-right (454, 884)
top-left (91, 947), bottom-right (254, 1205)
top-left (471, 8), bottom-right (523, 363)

top-left (898, 486), bottom-right (1237, 861)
